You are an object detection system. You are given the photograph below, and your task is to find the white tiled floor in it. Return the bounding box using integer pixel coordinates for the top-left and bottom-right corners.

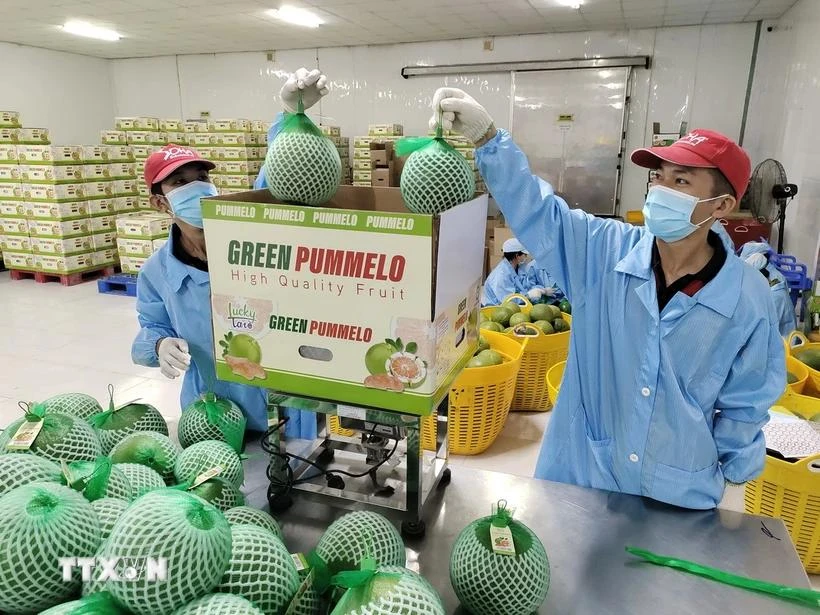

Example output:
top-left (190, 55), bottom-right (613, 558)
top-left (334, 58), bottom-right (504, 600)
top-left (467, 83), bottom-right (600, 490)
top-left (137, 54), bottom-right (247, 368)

top-left (0, 270), bottom-right (816, 589)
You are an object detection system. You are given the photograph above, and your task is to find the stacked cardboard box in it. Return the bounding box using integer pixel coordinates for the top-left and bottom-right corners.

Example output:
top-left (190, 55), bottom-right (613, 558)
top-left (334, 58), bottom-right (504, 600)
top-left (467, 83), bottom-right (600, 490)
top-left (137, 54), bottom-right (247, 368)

top-left (318, 125), bottom-right (350, 185)
top-left (488, 224), bottom-right (514, 272)
top-left (186, 119), bottom-right (267, 196)
top-left (441, 134), bottom-right (484, 193)
top-left (0, 137), bottom-right (30, 271)
top-left (369, 141), bottom-right (397, 188)
top-left (351, 131), bottom-right (403, 187)
top-left (115, 212), bottom-right (172, 274)
top-left (110, 117), bottom-right (175, 211)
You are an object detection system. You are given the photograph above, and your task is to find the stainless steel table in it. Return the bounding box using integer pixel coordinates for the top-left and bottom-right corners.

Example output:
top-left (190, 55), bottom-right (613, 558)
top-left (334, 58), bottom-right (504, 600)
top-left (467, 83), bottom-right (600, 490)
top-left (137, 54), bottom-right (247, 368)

top-left (243, 457), bottom-right (815, 614)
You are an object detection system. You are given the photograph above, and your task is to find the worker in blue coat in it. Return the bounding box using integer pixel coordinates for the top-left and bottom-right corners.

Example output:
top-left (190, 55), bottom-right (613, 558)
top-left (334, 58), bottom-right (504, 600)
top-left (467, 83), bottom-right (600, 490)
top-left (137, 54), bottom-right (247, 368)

top-left (481, 238), bottom-right (531, 306)
top-left (739, 241), bottom-right (797, 337)
top-left (132, 68), bottom-right (328, 435)
top-left (522, 260), bottom-right (565, 303)
top-left (430, 88), bottom-right (785, 510)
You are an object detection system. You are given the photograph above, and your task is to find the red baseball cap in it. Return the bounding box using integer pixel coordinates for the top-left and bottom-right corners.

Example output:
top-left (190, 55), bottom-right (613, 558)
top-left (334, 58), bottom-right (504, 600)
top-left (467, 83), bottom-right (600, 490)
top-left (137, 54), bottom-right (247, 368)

top-left (631, 129), bottom-right (751, 201)
top-left (143, 144), bottom-right (215, 189)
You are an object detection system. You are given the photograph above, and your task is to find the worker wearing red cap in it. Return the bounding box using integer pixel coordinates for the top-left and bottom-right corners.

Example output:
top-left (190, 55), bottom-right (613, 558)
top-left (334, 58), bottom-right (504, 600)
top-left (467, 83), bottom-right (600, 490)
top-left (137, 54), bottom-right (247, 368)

top-left (430, 88), bottom-right (785, 509)
top-left (131, 69), bottom-right (329, 433)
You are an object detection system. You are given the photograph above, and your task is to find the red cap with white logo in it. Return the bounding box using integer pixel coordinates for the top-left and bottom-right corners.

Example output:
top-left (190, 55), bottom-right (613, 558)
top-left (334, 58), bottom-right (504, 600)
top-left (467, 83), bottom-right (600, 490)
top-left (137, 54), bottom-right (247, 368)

top-left (631, 129), bottom-right (752, 201)
top-left (143, 144), bottom-right (215, 189)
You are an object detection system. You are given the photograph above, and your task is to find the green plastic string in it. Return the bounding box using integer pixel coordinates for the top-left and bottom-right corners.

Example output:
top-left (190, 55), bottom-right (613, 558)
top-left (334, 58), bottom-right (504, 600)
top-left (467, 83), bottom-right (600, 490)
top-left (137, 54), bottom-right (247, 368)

top-left (24, 402), bottom-right (47, 423)
top-left (88, 384), bottom-right (117, 428)
top-left (69, 591), bottom-right (131, 614)
top-left (491, 499), bottom-right (513, 528)
top-left (308, 551), bottom-right (333, 594)
top-left (67, 457), bottom-right (113, 501)
top-left (626, 547), bottom-right (820, 608)
top-left (280, 88), bottom-right (324, 138)
top-left (329, 558), bottom-right (403, 615)
top-left (395, 110), bottom-right (463, 159)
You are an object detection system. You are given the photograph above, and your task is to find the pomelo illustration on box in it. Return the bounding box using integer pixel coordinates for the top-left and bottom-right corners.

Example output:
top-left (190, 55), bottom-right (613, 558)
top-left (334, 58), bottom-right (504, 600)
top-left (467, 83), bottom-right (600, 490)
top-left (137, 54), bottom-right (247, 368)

top-left (203, 187), bottom-right (487, 415)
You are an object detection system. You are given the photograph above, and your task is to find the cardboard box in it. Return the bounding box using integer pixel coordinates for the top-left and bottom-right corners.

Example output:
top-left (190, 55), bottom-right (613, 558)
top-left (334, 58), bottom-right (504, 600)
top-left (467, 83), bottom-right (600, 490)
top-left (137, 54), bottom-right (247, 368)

top-left (83, 182), bottom-right (114, 198)
top-left (353, 147), bottom-right (372, 160)
top-left (0, 111), bottom-right (21, 128)
top-left (127, 131), bottom-right (166, 146)
top-left (0, 184), bottom-right (23, 199)
top-left (105, 145), bottom-right (135, 162)
top-left (114, 196), bottom-right (140, 213)
top-left (213, 133), bottom-right (250, 147)
top-left (16, 128), bottom-right (49, 145)
top-left (82, 164), bottom-right (110, 181)
top-left (166, 132), bottom-right (187, 144)
top-left (116, 117), bottom-right (159, 131)
top-left (209, 119), bottom-right (252, 132)
top-left (0, 200), bottom-right (25, 216)
top-left (36, 252), bottom-right (95, 273)
top-left (0, 235), bottom-right (31, 252)
top-left (0, 217), bottom-right (29, 234)
top-left (371, 166), bottom-right (395, 188)
top-left (493, 226), bottom-right (514, 247)
top-left (0, 165), bottom-right (20, 182)
top-left (368, 123), bottom-right (403, 137)
top-left (212, 147), bottom-right (251, 161)
top-left (130, 145), bottom-right (161, 160)
top-left (116, 237), bottom-right (156, 258)
top-left (101, 130), bottom-right (128, 145)
top-left (88, 214), bottom-right (117, 233)
top-left (120, 255), bottom-right (149, 273)
top-left (215, 161), bottom-right (249, 175)
top-left (116, 213), bottom-right (172, 239)
top-left (0, 128), bottom-right (19, 144)
top-left (370, 142), bottom-right (394, 168)
top-left (16, 145), bottom-right (83, 164)
top-left (319, 125), bottom-right (341, 137)
top-left (351, 158), bottom-right (371, 171)
top-left (28, 218), bottom-right (90, 238)
top-left (107, 162), bottom-right (136, 179)
top-left (31, 236), bottom-right (94, 255)
top-left (189, 133), bottom-right (218, 147)
top-left (20, 164), bottom-right (83, 183)
top-left (160, 119), bottom-right (183, 131)
top-left (0, 144), bottom-right (17, 163)
top-left (92, 248), bottom-right (119, 266)
top-left (184, 120), bottom-right (210, 133)
top-left (218, 175), bottom-right (254, 190)
top-left (23, 183), bottom-right (85, 202)
top-left (113, 179), bottom-right (138, 196)
top-left (29, 201), bottom-right (89, 220)
top-left (201, 186), bottom-right (487, 415)
top-left (138, 183), bottom-right (151, 197)
top-left (3, 251), bottom-right (36, 270)
top-left (87, 197), bottom-right (117, 215)
top-left (352, 180), bottom-right (372, 187)
top-left (352, 169), bottom-right (372, 182)
top-left (92, 230), bottom-right (118, 249)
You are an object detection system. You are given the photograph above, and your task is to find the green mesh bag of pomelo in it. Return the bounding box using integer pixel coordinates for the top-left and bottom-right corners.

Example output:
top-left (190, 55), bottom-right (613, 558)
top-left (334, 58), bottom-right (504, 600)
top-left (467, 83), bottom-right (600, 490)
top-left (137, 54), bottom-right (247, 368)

top-left (115, 462), bottom-right (166, 499)
top-left (396, 118), bottom-right (476, 215)
top-left (263, 91), bottom-right (342, 206)
top-left (0, 453), bottom-right (62, 496)
top-left (178, 392), bottom-right (246, 453)
top-left (0, 482), bottom-right (101, 615)
top-left (0, 402), bottom-right (102, 463)
top-left (42, 392), bottom-right (103, 422)
top-left (171, 593), bottom-right (266, 615)
top-left (99, 489), bottom-right (232, 615)
top-left (61, 456), bottom-right (133, 501)
top-left (110, 430), bottom-right (181, 484)
top-left (89, 385), bottom-right (168, 454)
top-left (39, 592), bottom-right (130, 615)
top-left (217, 523), bottom-right (300, 613)
top-left (328, 561), bottom-right (445, 615)
top-left (450, 500), bottom-right (550, 615)
top-left (315, 511), bottom-right (406, 575)
top-left (224, 505), bottom-right (283, 540)
top-left (91, 497), bottom-right (129, 540)
top-left (174, 439), bottom-right (245, 488)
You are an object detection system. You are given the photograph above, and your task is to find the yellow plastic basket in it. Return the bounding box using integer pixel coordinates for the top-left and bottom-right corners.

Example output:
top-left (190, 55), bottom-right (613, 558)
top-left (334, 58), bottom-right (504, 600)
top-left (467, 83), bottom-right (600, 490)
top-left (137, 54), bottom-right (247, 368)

top-left (786, 355), bottom-right (809, 395)
top-left (329, 412), bottom-right (438, 451)
top-left (448, 330), bottom-right (526, 455)
top-left (744, 391), bottom-right (820, 573)
top-left (546, 361), bottom-right (566, 407)
top-left (788, 332), bottom-right (820, 393)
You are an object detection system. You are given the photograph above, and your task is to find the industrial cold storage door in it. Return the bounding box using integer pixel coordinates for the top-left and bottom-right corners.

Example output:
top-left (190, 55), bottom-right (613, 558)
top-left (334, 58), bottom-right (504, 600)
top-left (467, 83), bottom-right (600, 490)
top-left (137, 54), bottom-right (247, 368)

top-left (511, 68), bottom-right (629, 215)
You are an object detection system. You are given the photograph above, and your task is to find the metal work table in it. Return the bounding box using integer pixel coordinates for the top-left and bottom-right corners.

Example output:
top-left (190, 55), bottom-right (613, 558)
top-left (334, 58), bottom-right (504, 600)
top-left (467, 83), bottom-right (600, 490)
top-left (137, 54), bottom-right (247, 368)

top-left (243, 457), bottom-right (815, 615)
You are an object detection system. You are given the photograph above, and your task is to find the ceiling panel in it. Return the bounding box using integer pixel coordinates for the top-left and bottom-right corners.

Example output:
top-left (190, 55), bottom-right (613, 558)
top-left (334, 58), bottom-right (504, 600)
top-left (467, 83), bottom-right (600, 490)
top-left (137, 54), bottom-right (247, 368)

top-left (0, 0), bottom-right (800, 58)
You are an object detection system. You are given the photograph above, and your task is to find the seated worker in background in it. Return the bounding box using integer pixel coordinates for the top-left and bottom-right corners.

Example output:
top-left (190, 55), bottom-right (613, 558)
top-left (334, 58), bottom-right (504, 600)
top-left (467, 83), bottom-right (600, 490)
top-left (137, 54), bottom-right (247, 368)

top-left (740, 241), bottom-right (797, 337)
top-left (523, 259), bottom-right (565, 304)
top-left (431, 87), bottom-right (784, 510)
top-left (481, 238), bottom-right (530, 306)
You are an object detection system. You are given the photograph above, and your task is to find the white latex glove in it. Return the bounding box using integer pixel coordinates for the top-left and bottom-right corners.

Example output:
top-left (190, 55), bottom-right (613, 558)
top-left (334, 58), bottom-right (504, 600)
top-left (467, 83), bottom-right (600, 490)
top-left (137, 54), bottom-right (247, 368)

top-left (543, 286), bottom-right (556, 298)
top-left (280, 68), bottom-right (329, 114)
top-left (158, 337), bottom-right (190, 380)
top-left (527, 288), bottom-right (545, 302)
top-left (745, 252), bottom-right (768, 271)
top-left (428, 87), bottom-right (494, 144)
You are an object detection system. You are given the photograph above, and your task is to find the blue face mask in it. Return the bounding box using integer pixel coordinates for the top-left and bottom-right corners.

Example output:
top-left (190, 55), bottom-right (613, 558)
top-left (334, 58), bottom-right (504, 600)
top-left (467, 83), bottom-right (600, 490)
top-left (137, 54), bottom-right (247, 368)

top-left (165, 180), bottom-right (218, 229)
top-left (642, 185), bottom-right (723, 243)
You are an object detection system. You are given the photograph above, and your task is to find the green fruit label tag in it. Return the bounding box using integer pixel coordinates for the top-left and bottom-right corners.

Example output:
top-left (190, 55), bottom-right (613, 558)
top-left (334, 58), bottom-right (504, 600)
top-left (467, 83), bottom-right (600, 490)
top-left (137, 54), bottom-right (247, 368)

top-left (190, 466), bottom-right (223, 489)
top-left (291, 552), bottom-right (309, 571)
top-left (6, 420), bottom-right (43, 450)
top-left (490, 524), bottom-right (517, 557)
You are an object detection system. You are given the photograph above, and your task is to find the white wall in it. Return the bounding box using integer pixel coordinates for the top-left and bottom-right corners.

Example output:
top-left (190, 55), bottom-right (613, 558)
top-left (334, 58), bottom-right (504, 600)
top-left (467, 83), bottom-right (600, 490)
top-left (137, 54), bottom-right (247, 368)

top-left (0, 42), bottom-right (115, 145)
top-left (745, 0), bottom-right (820, 272)
top-left (109, 23), bottom-right (757, 214)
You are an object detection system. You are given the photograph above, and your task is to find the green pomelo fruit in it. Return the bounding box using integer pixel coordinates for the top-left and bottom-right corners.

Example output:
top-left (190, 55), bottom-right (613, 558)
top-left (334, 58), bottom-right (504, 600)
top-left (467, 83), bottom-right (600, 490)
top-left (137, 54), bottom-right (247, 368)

top-left (178, 393), bottom-right (246, 453)
top-left (63, 459), bottom-right (133, 501)
top-left (91, 402), bottom-right (168, 454)
top-left (794, 348), bottom-right (820, 371)
top-left (110, 431), bottom-right (181, 484)
top-left (114, 462), bottom-right (165, 499)
top-left (365, 343), bottom-right (395, 375)
top-left (227, 334), bottom-right (262, 364)
top-left (529, 304), bottom-right (553, 322)
top-left (559, 299), bottom-right (572, 314)
top-left (400, 141), bottom-right (475, 215)
top-left (0, 454), bottom-right (61, 497)
top-left (42, 393), bottom-right (103, 421)
top-left (552, 318), bottom-right (570, 333)
top-left (476, 349), bottom-right (504, 366)
top-left (534, 320), bottom-right (555, 335)
top-left (174, 439), bottom-right (244, 488)
top-left (490, 307), bottom-right (513, 326)
top-left (509, 312), bottom-right (531, 327)
top-left (476, 336), bottom-right (490, 354)
top-left (316, 511), bottom-right (406, 574)
top-left (188, 476), bottom-right (245, 511)
top-left (224, 506), bottom-right (283, 541)
top-left (0, 411), bottom-right (102, 463)
top-left (91, 497), bottom-right (129, 540)
top-left (264, 131), bottom-right (342, 207)
top-left (480, 321), bottom-right (504, 333)
top-left (502, 301), bottom-right (521, 314)
top-left (787, 372), bottom-right (799, 384)
top-left (171, 594), bottom-right (265, 615)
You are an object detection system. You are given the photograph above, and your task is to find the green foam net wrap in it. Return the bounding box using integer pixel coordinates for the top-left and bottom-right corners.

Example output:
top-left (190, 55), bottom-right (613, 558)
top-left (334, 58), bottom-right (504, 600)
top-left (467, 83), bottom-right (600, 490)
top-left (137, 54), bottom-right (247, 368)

top-left (42, 393), bottom-right (103, 422)
top-left (263, 91), bottom-right (342, 206)
top-left (100, 489), bottom-right (232, 615)
top-left (178, 392), bottom-right (247, 453)
top-left (174, 439), bottom-right (245, 488)
top-left (315, 511), bottom-right (406, 576)
top-left (450, 500), bottom-right (550, 615)
top-left (62, 456), bottom-right (132, 501)
top-left (90, 497), bottom-right (129, 540)
top-left (110, 431), bottom-right (181, 484)
top-left (186, 475), bottom-right (245, 511)
top-left (0, 482), bottom-right (102, 614)
top-left (217, 523), bottom-right (301, 613)
top-left (224, 505), bottom-right (283, 541)
top-left (89, 386), bottom-right (168, 454)
top-left (39, 592), bottom-right (130, 615)
top-left (396, 121), bottom-right (475, 215)
top-left (171, 593), bottom-right (266, 614)
top-left (0, 402), bottom-right (102, 463)
top-left (114, 462), bottom-right (166, 499)
top-left (0, 453), bottom-right (62, 497)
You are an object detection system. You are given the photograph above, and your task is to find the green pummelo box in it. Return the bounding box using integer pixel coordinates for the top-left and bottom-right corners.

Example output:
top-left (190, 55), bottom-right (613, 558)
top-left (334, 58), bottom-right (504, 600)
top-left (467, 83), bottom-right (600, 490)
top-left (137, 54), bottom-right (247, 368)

top-left (202, 186), bottom-right (487, 416)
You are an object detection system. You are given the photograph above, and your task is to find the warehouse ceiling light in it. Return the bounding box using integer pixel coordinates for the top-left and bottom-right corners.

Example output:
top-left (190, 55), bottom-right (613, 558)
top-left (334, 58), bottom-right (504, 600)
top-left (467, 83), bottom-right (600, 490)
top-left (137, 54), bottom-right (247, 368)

top-left (267, 6), bottom-right (324, 28)
top-left (61, 20), bottom-right (121, 41)
top-left (556, 0), bottom-right (583, 8)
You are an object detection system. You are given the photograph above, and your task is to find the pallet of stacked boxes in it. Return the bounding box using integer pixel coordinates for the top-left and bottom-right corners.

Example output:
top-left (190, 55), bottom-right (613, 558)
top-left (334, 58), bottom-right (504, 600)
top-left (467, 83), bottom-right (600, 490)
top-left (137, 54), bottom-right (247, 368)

top-left (206, 119), bottom-right (258, 195)
top-left (115, 212), bottom-right (171, 274)
top-left (319, 126), bottom-right (351, 185)
top-left (0, 141), bottom-right (30, 272)
top-left (351, 127), bottom-right (402, 188)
